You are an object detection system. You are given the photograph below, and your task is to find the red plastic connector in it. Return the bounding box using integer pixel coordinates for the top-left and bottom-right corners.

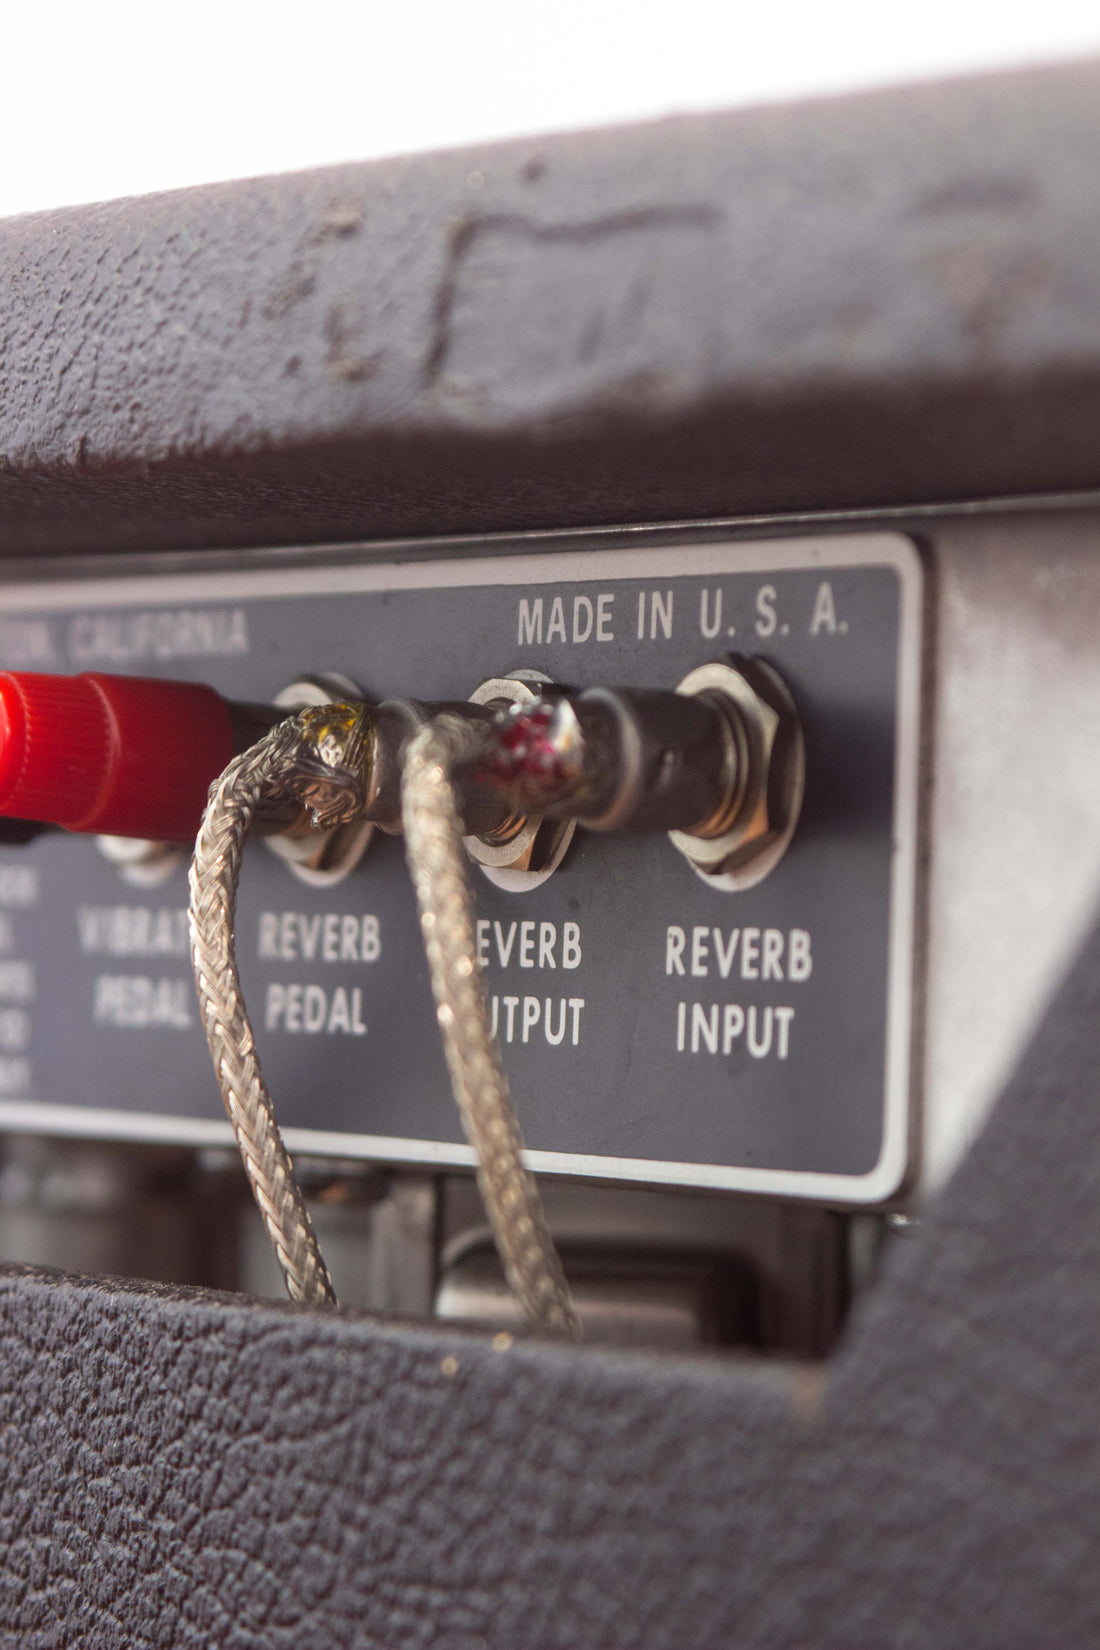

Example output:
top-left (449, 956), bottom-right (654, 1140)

top-left (0, 672), bottom-right (236, 841)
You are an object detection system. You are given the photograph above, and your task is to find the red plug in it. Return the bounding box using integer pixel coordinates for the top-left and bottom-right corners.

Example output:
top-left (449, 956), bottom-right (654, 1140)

top-left (0, 672), bottom-right (238, 841)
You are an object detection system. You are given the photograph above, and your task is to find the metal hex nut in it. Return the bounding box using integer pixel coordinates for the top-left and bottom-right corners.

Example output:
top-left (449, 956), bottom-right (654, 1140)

top-left (465, 673), bottom-right (577, 890)
top-left (668, 657), bottom-right (805, 891)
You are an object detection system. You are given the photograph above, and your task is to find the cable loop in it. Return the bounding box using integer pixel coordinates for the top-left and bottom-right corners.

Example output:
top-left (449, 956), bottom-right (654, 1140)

top-left (187, 702), bottom-right (376, 1306)
top-left (402, 714), bottom-right (580, 1338)
top-left (189, 698), bottom-right (577, 1332)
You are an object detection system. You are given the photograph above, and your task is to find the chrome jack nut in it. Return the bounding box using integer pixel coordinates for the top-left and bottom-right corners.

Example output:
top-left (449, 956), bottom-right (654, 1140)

top-left (668, 657), bottom-right (805, 892)
top-left (465, 672), bottom-right (576, 893)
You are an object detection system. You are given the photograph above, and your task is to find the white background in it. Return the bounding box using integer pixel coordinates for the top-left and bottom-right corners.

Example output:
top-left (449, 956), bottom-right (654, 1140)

top-left (2, 1), bottom-right (1099, 220)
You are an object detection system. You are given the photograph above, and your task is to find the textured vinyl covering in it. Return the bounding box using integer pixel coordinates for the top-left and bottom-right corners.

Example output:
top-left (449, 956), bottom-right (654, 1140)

top-left (0, 914), bottom-right (1097, 1646)
top-left (6, 60), bottom-right (1100, 555)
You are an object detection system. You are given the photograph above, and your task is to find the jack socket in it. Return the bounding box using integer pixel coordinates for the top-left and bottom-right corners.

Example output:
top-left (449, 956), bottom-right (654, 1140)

top-left (465, 673), bottom-right (577, 893)
top-left (264, 675), bottom-right (375, 887)
top-left (669, 657), bottom-right (805, 891)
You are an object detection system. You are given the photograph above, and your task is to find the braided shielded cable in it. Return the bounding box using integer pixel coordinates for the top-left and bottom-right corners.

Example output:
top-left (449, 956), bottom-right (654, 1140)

top-left (188, 703), bottom-right (375, 1307)
top-left (402, 715), bottom-right (580, 1338)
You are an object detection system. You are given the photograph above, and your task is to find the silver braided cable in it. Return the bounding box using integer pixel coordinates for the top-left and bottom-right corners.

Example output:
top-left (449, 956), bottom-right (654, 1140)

top-left (402, 715), bottom-right (580, 1338)
top-left (188, 703), bottom-right (375, 1307)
